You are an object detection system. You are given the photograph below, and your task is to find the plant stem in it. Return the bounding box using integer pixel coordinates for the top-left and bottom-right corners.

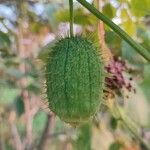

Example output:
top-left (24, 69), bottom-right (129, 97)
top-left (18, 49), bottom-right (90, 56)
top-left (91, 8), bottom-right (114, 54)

top-left (38, 114), bottom-right (55, 150)
top-left (69, 0), bottom-right (74, 37)
top-left (116, 105), bottom-right (150, 150)
top-left (76, 0), bottom-right (150, 62)
top-left (95, 0), bottom-right (113, 65)
top-left (106, 99), bottom-right (150, 150)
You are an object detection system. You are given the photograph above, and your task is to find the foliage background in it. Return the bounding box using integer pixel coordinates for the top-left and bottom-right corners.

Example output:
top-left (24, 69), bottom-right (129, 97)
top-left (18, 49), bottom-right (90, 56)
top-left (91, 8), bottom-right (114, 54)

top-left (0, 0), bottom-right (150, 150)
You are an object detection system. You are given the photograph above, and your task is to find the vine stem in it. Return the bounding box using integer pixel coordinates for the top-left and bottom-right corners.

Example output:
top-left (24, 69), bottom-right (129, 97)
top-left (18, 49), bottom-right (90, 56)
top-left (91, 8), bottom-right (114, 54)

top-left (115, 105), bottom-right (150, 150)
top-left (106, 98), bottom-right (150, 150)
top-left (76, 0), bottom-right (150, 62)
top-left (69, 0), bottom-right (74, 37)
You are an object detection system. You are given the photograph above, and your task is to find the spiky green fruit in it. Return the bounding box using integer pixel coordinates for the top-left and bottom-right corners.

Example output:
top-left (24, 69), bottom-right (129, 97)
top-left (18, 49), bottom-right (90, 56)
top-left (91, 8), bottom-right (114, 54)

top-left (46, 36), bottom-right (104, 126)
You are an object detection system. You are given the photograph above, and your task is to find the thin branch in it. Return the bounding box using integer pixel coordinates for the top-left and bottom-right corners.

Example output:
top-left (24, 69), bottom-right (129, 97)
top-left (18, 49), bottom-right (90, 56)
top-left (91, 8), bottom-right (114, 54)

top-left (9, 111), bottom-right (23, 150)
top-left (95, 0), bottom-right (113, 65)
top-left (16, 0), bottom-right (33, 148)
top-left (38, 114), bottom-right (55, 150)
top-left (10, 125), bottom-right (24, 150)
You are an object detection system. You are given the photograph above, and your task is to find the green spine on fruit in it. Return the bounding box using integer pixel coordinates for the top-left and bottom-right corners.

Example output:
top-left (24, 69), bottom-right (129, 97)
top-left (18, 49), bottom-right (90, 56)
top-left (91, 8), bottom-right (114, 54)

top-left (46, 36), bottom-right (104, 126)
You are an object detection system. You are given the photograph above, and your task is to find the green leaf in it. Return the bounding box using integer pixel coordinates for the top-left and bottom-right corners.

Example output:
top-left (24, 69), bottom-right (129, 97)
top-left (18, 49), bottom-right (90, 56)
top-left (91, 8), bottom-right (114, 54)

top-left (122, 40), bottom-right (146, 64)
top-left (0, 31), bottom-right (11, 49)
top-left (140, 64), bottom-right (150, 101)
top-left (26, 83), bottom-right (40, 94)
top-left (142, 64), bottom-right (150, 84)
top-left (121, 9), bottom-right (136, 36)
top-left (130, 0), bottom-right (150, 17)
top-left (0, 87), bottom-right (20, 105)
top-left (137, 27), bottom-right (150, 51)
top-left (30, 22), bottom-right (45, 33)
top-left (55, 8), bottom-right (96, 26)
top-left (103, 3), bottom-right (116, 19)
top-left (14, 96), bottom-right (24, 116)
top-left (0, 31), bottom-right (11, 56)
top-left (105, 31), bottom-right (122, 56)
top-left (4, 143), bottom-right (15, 150)
top-left (33, 111), bottom-right (47, 134)
top-left (109, 142), bottom-right (123, 150)
top-left (110, 117), bottom-right (118, 130)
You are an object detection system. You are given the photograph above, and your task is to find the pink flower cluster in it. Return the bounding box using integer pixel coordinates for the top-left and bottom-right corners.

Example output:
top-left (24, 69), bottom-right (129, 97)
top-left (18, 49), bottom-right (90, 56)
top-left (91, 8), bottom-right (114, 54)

top-left (105, 57), bottom-right (135, 93)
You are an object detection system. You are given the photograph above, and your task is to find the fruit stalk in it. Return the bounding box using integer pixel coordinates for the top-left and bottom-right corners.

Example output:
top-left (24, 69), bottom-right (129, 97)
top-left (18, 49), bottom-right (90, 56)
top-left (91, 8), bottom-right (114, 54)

top-left (76, 0), bottom-right (150, 62)
top-left (69, 0), bottom-right (74, 37)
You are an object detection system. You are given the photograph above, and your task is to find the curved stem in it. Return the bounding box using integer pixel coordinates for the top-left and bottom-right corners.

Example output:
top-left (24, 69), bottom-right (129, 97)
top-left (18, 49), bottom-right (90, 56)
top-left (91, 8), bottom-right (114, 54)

top-left (76, 0), bottom-right (150, 62)
top-left (106, 99), bottom-right (150, 150)
top-left (69, 0), bottom-right (74, 37)
top-left (115, 105), bottom-right (150, 150)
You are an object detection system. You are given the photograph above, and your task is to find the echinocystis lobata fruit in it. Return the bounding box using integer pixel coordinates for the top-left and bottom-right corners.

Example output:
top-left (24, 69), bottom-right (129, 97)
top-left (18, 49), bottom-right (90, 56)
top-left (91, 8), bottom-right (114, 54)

top-left (46, 36), bottom-right (104, 126)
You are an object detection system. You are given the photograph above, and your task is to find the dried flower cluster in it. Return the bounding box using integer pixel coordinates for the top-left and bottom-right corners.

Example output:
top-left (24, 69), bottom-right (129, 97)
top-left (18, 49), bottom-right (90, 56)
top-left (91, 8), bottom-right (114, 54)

top-left (105, 57), bottom-right (135, 93)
